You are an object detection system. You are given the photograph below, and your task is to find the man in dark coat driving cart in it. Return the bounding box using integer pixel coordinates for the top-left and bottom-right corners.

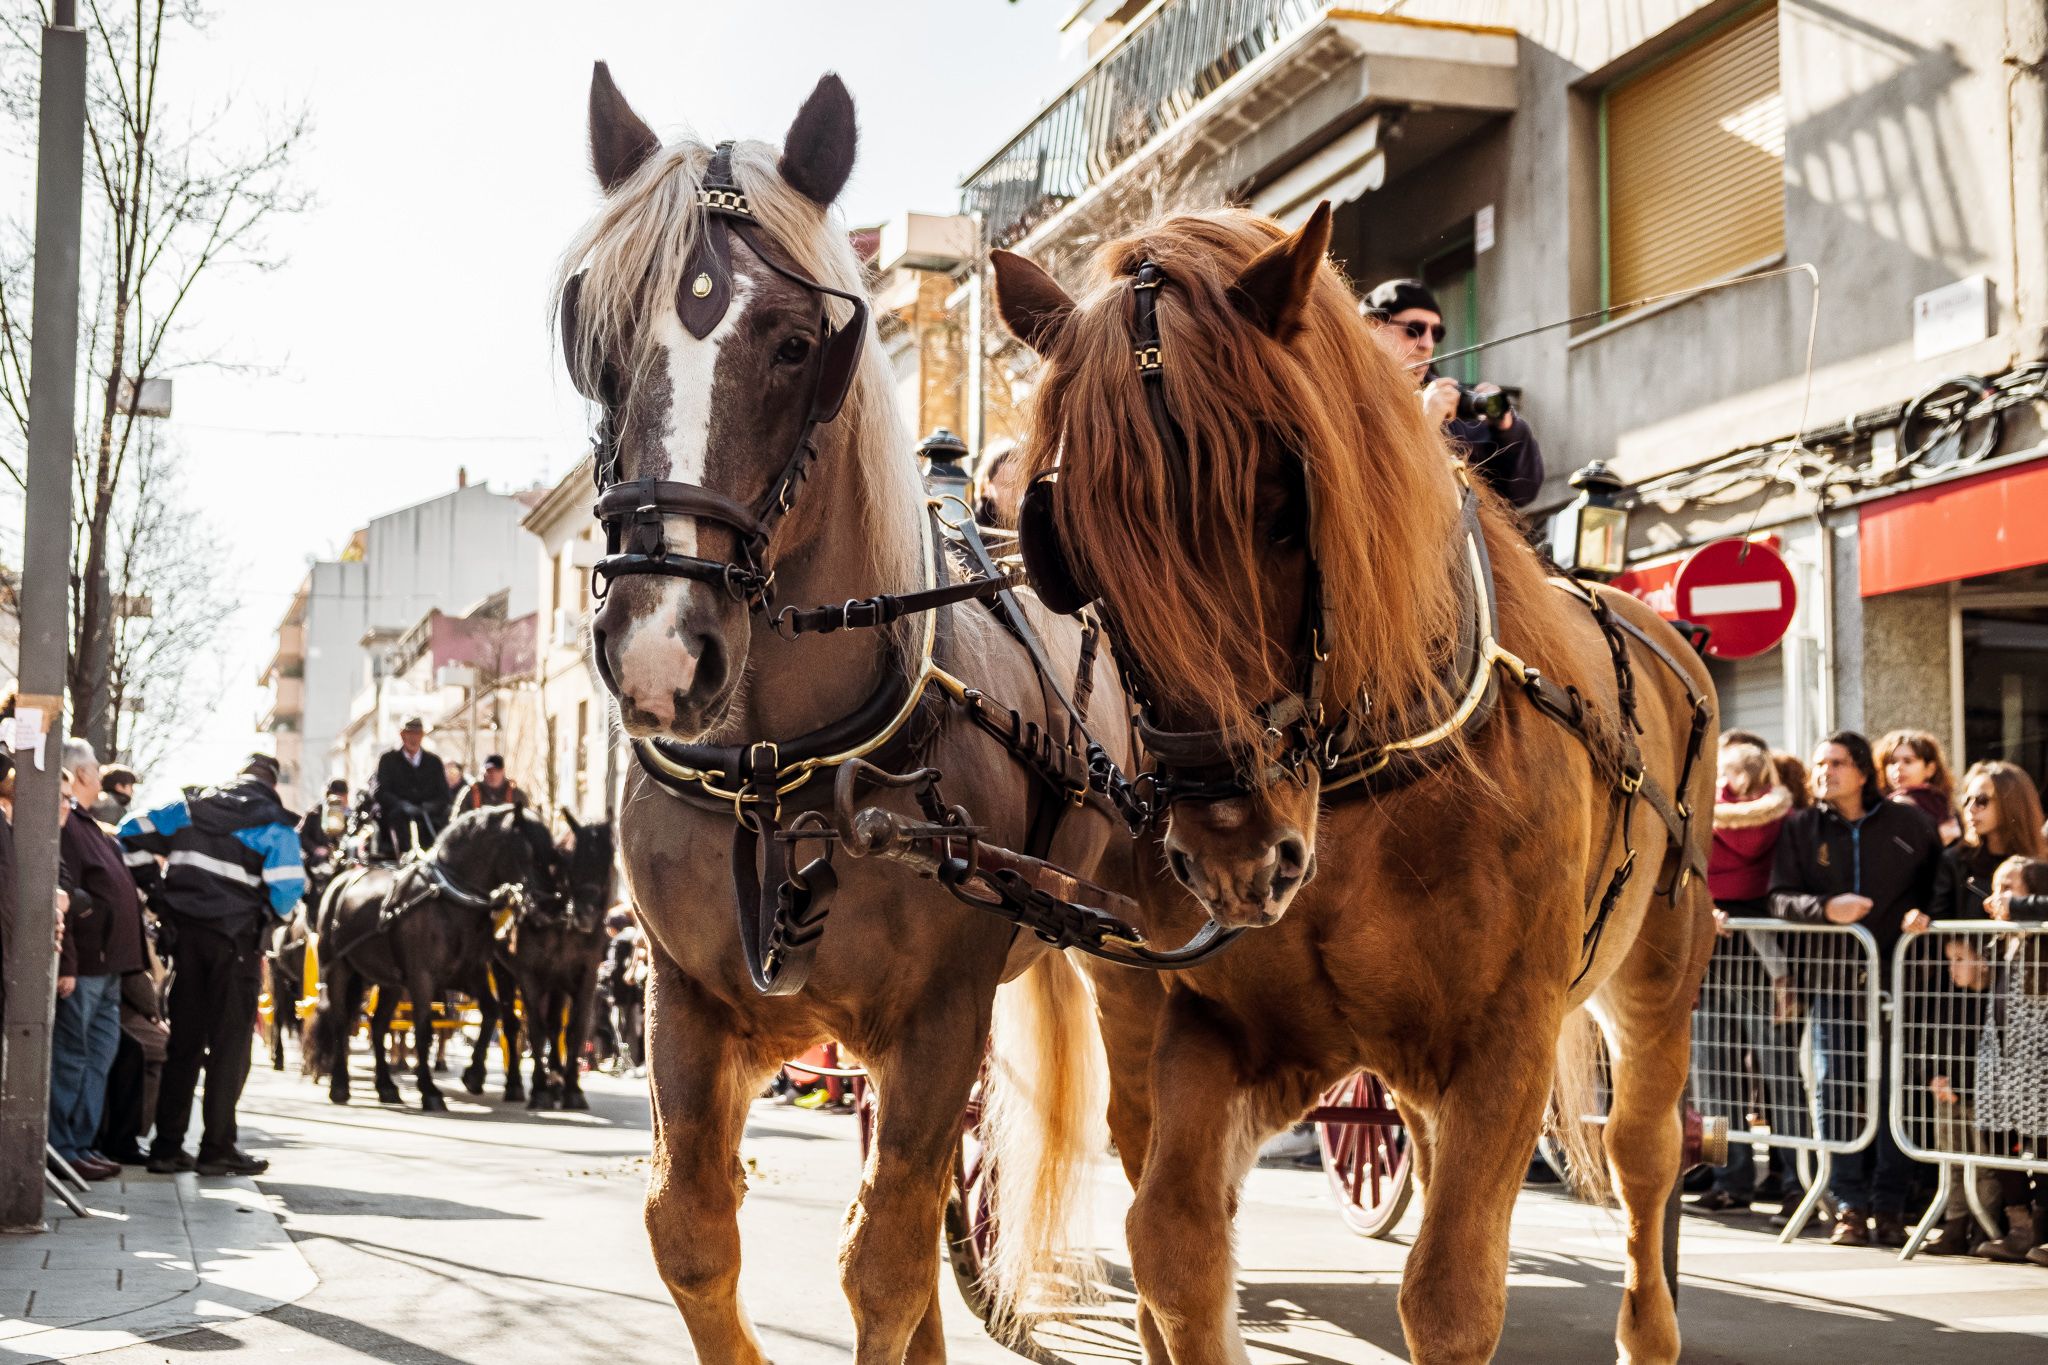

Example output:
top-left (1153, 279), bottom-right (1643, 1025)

top-left (370, 717), bottom-right (451, 860)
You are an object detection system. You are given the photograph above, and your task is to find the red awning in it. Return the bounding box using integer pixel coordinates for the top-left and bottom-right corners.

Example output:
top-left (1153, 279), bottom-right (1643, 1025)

top-left (1859, 458), bottom-right (2048, 596)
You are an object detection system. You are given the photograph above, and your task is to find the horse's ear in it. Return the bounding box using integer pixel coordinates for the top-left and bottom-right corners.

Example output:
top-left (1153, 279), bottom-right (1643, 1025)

top-left (991, 249), bottom-right (1075, 355)
top-left (562, 809), bottom-right (582, 836)
top-left (1228, 201), bottom-right (1332, 341)
top-left (589, 61), bottom-right (661, 194)
top-left (779, 73), bottom-right (857, 207)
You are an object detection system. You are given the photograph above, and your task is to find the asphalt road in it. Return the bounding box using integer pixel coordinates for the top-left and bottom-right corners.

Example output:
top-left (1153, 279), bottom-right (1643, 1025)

top-left (81, 1054), bottom-right (2048, 1364)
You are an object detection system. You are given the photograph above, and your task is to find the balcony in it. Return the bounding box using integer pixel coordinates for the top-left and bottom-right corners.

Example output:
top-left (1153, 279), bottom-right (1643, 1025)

top-left (961, 1), bottom-right (1518, 251)
top-left (262, 675), bottom-right (304, 733)
top-left (263, 622), bottom-right (306, 682)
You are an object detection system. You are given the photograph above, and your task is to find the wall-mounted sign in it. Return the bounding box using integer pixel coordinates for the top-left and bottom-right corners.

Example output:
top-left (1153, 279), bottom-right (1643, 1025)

top-left (1475, 204), bottom-right (1495, 254)
top-left (1913, 275), bottom-right (1992, 361)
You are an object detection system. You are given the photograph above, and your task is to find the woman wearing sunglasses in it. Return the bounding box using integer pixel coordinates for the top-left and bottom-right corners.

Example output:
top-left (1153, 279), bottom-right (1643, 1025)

top-left (1920, 761), bottom-right (2048, 1255)
top-left (1362, 277), bottom-right (1546, 508)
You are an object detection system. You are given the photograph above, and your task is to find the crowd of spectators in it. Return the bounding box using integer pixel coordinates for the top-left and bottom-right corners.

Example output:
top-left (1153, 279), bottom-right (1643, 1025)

top-left (1696, 724), bottom-right (2048, 1264)
top-left (0, 712), bottom-right (301, 1186)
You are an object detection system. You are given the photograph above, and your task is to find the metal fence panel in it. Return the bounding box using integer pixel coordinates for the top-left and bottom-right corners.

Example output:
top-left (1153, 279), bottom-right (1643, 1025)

top-left (1889, 921), bottom-right (2048, 1176)
top-left (1691, 918), bottom-right (1883, 1157)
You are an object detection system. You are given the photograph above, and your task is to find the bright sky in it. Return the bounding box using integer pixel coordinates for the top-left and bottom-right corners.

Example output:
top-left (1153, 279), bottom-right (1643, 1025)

top-left (8, 1), bottom-right (1077, 802)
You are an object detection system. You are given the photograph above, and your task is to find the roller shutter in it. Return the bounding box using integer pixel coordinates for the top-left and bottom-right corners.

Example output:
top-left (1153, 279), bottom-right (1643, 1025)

top-left (1605, 4), bottom-right (1785, 310)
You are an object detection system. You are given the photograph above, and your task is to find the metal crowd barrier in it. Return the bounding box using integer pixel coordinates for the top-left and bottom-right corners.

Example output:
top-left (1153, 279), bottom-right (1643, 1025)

top-left (1890, 921), bottom-right (2048, 1259)
top-left (1690, 919), bottom-right (1883, 1242)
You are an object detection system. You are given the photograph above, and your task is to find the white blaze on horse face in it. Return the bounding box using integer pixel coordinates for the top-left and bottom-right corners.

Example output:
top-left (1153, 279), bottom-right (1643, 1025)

top-left (606, 274), bottom-right (756, 731)
top-left (646, 271), bottom-right (757, 561)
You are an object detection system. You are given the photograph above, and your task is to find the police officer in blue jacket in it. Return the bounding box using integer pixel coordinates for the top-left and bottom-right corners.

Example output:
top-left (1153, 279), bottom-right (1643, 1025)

top-left (121, 754), bottom-right (304, 1176)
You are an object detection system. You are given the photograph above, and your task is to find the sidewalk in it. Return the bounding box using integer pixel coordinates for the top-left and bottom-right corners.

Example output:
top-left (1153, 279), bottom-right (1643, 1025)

top-left (0, 1169), bottom-right (316, 1363)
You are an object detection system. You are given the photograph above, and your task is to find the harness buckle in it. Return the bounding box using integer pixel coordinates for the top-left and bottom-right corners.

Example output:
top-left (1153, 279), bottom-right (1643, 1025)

top-left (1620, 765), bottom-right (1645, 795)
top-left (1134, 344), bottom-right (1163, 373)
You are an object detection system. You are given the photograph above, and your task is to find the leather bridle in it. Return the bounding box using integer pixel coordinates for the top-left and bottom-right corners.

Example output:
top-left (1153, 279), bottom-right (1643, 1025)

top-left (564, 141), bottom-right (869, 647)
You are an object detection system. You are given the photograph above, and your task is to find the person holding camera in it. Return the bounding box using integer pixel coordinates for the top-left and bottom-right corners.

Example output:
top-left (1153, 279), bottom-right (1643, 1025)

top-left (1362, 278), bottom-right (1545, 507)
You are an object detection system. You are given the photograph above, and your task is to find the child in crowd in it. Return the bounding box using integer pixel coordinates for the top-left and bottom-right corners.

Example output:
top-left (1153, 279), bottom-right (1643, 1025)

top-left (1878, 729), bottom-right (1961, 844)
top-left (1974, 855), bottom-right (2048, 1265)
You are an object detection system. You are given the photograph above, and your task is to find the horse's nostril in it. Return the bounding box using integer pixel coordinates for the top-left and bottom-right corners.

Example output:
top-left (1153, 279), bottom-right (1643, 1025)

top-left (1168, 848), bottom-right (1195, 888)
top-left (691, 632), bottom-right (726, 697)
top-left (1274, 835), bottom-right (1309, 886)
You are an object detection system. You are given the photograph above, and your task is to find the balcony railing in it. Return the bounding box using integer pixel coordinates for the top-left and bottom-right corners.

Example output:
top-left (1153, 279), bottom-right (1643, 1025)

top-left (961, 0), bottom-right (1333, 247)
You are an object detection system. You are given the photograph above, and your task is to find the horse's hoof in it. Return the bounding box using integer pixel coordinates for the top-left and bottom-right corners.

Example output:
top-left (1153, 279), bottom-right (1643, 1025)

top-left (419, 1090), bottom-right (448, 1113)
top-left (328, 1090), bottom-right (350, 1106)
top-left (526, 1089), bottom-right (549, 1111)
top-left (461, 1070), bottom-right (486, 1096)
top-left (562, 1090), bottom-right (590, 1112)
top-left (503, 1085), bottom-right (525, 1104)
top-left (375, 1086), bottom-right (402, 1106)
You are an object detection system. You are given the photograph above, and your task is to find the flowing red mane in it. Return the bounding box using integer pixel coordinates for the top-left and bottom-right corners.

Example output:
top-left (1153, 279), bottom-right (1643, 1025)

top-left (1021, 209), bottom-right (1469, 745)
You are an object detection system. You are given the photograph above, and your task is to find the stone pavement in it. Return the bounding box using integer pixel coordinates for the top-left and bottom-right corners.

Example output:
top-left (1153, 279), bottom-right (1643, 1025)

top-left (0, 1166), bottom-right (316, 1363)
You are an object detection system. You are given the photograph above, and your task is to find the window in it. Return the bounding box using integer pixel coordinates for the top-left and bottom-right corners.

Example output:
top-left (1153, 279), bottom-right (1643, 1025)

top-left (1603, 3), bottom-right (1783, 311)
top-left (551, 550), bottom-right (564, 615)
top-left (575, 700), bottom-right (589, 794)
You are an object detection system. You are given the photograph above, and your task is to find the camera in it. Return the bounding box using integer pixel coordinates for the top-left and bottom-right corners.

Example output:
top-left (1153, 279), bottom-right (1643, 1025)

top-left (1455, 383), bottom-right (1521, 424)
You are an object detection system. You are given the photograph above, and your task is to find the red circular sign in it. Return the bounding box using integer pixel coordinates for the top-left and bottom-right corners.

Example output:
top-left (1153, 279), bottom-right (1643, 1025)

top-left (1673, 538), bottom-right (1798, 659)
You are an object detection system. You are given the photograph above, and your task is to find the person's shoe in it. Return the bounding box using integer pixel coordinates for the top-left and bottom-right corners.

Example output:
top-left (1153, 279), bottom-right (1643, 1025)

top-left (146, 1149), bottom-right (196, 1174)
top-left (1682, 1165), bottom-right (1716, 1194)
top-left (102, 1145), bottom-right (150, 1166)
top-left (195, 1148), bottom-right (269, 1177)
top-left (1695, 1188), bottom-right (1753, 1212)
top-left (54, 1153), bottom-right (119, 1181)
top-left (1754, 1172), bottom-right (1790, 1203)
top-left (1871, 1213), bottom-right (1909, 1248)
top-left (2026, 1243), bottom-right (2048, 1268)
top-left (1827, 1212), bottom-right (1871, 1247)
top-left (1923, 1215), bottom-right (1981, 1256)
top-left (1981, 1206), bottom-right (2039, 1262)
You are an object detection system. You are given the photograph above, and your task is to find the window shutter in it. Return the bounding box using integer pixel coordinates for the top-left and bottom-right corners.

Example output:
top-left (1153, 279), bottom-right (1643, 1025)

top-left (1606, 4), bottom-right (1784, 310)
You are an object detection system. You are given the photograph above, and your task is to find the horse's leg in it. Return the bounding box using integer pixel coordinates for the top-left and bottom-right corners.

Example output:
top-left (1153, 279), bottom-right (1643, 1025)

top-left (496, 965), bottom-right (527, 1104)
top-left (1395, 1008), bottom-right (1560, 1365)
top-left (464, 981), bottom-right (495, 1095)
top-left (268, 963), bottom-right (286, 1071)
top-left (327, 965), bottom-right (363, 1105)
top-left (522, 970), bottom-right (557, 1110)
top-left (409, 971), bottom-right (447, 1112)
top-left (370, 988), bottom-right (402, 1105)
top-left (1593, 879), bottom-right (1712, 1365)
top-left (561, 971), bottom-right (598, 1111)
top-left (1090, 963), bottom-right (1173, 1360)
top-left (1125, 992), bottom-right (1280, 1365)
top-left (643, 952), bottom-right (779, 1363)
top-left (842, 991), bottom-right (984, 1365)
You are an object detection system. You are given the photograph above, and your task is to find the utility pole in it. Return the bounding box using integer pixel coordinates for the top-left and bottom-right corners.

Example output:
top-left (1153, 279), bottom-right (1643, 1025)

top-left (2, 0), bottom-right (86, 1233)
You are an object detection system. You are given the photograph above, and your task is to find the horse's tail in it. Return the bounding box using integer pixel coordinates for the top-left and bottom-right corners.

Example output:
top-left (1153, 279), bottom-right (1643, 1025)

top-left (300, 956), bottom-right (351, 1082)
top-left (979, 950), bottom-right (1108, 1336)
top-left (1547, 1007), bottom-right (1614, 1205)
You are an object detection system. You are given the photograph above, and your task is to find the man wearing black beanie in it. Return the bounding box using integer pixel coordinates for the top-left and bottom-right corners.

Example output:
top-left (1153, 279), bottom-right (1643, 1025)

top-left (1362, 277), bottom-right (1545, 508)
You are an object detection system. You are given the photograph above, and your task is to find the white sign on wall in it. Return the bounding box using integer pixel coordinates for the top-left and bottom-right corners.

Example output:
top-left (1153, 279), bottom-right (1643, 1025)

top-left (1912, 275), bottom-right (1992, 361)
top-left (1475, 204), bottom-right (1495, 254)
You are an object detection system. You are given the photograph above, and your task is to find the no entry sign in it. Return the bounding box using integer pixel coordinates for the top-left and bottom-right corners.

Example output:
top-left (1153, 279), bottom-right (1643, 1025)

top-left (1672, 537), bottom-right (1797, 659)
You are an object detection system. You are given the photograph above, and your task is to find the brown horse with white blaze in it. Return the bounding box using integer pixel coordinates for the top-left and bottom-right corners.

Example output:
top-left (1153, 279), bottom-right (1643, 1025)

top-left (992, 206), bottom-right (1718, 1363)
top-left (557, 67), bottom-right (1128, 1360)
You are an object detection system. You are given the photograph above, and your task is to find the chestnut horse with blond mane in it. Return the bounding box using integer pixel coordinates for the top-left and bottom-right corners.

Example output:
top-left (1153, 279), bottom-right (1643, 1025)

top-left (992, 205), bottom-right (1718, 1363)
top-left (558, 68), bottom-right (1134, 1360)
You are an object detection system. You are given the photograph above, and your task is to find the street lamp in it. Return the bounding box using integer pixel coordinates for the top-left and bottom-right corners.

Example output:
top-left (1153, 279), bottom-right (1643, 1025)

top-left (918, 427), bottom-right (971, 512)
top-left (1550, 460), bottom-right (1631, 581)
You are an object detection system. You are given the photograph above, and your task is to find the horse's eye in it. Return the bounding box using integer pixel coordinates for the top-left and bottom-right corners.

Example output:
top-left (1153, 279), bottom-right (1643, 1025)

top-left (775, 335), bottom-right (812, 366)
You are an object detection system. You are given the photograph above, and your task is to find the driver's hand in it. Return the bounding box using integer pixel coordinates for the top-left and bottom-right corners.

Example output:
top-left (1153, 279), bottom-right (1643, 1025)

top-left (1422, 377), bottom-right (1461, 426)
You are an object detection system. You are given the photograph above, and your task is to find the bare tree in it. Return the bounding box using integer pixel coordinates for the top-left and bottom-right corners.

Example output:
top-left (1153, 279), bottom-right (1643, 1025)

top-left (103, 427), bottom-right (236, 772)
top-left (0, 0), bottom-right (305, 756)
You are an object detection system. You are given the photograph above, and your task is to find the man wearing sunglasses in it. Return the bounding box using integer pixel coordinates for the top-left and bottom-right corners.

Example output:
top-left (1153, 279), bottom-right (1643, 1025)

top-left (1362, 278), bottom-right (1545, 508)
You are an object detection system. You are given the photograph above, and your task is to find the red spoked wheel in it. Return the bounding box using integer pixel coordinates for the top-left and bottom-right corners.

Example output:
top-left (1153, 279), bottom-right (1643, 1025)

top-left (1313, 1071), bottom-right (1415, 1239)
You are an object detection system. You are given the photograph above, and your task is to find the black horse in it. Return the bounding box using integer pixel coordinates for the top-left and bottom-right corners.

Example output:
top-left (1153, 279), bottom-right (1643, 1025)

top-left (302, 804), bottom-right (561, 1111)
top-left (495, 813), bottom-right (615, 1110)
top-left (267, 852), bottom-right (349, 1071)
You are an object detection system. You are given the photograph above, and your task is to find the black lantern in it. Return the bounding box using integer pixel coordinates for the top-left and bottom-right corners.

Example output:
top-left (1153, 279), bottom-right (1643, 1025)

top-left (917, 427), bottom-right (971, 510)
top-left (1549, 460), bottom-right (1630, 580)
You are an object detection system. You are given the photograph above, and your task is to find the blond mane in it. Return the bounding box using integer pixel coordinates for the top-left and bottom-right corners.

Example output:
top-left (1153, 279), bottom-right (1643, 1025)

top-left (553, 137), bottom-right (923, 598)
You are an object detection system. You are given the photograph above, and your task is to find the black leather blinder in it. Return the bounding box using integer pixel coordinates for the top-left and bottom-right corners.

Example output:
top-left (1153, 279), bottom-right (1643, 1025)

top-left (1018, 473), bottom-right (1091, 616)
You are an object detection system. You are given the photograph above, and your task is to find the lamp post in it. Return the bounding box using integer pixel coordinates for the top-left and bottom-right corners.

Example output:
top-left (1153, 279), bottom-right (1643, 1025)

top-left (918, 427), bottom-right (971, 512)
top-left (1549, 460), bottom-right (1631, 582)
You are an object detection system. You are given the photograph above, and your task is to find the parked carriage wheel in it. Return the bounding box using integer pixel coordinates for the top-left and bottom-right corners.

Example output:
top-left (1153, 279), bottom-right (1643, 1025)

top-left (1315, 1072), bottom-right (1415, 1239)
top-left (941, 1078), bottom-right (1001, 1332)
